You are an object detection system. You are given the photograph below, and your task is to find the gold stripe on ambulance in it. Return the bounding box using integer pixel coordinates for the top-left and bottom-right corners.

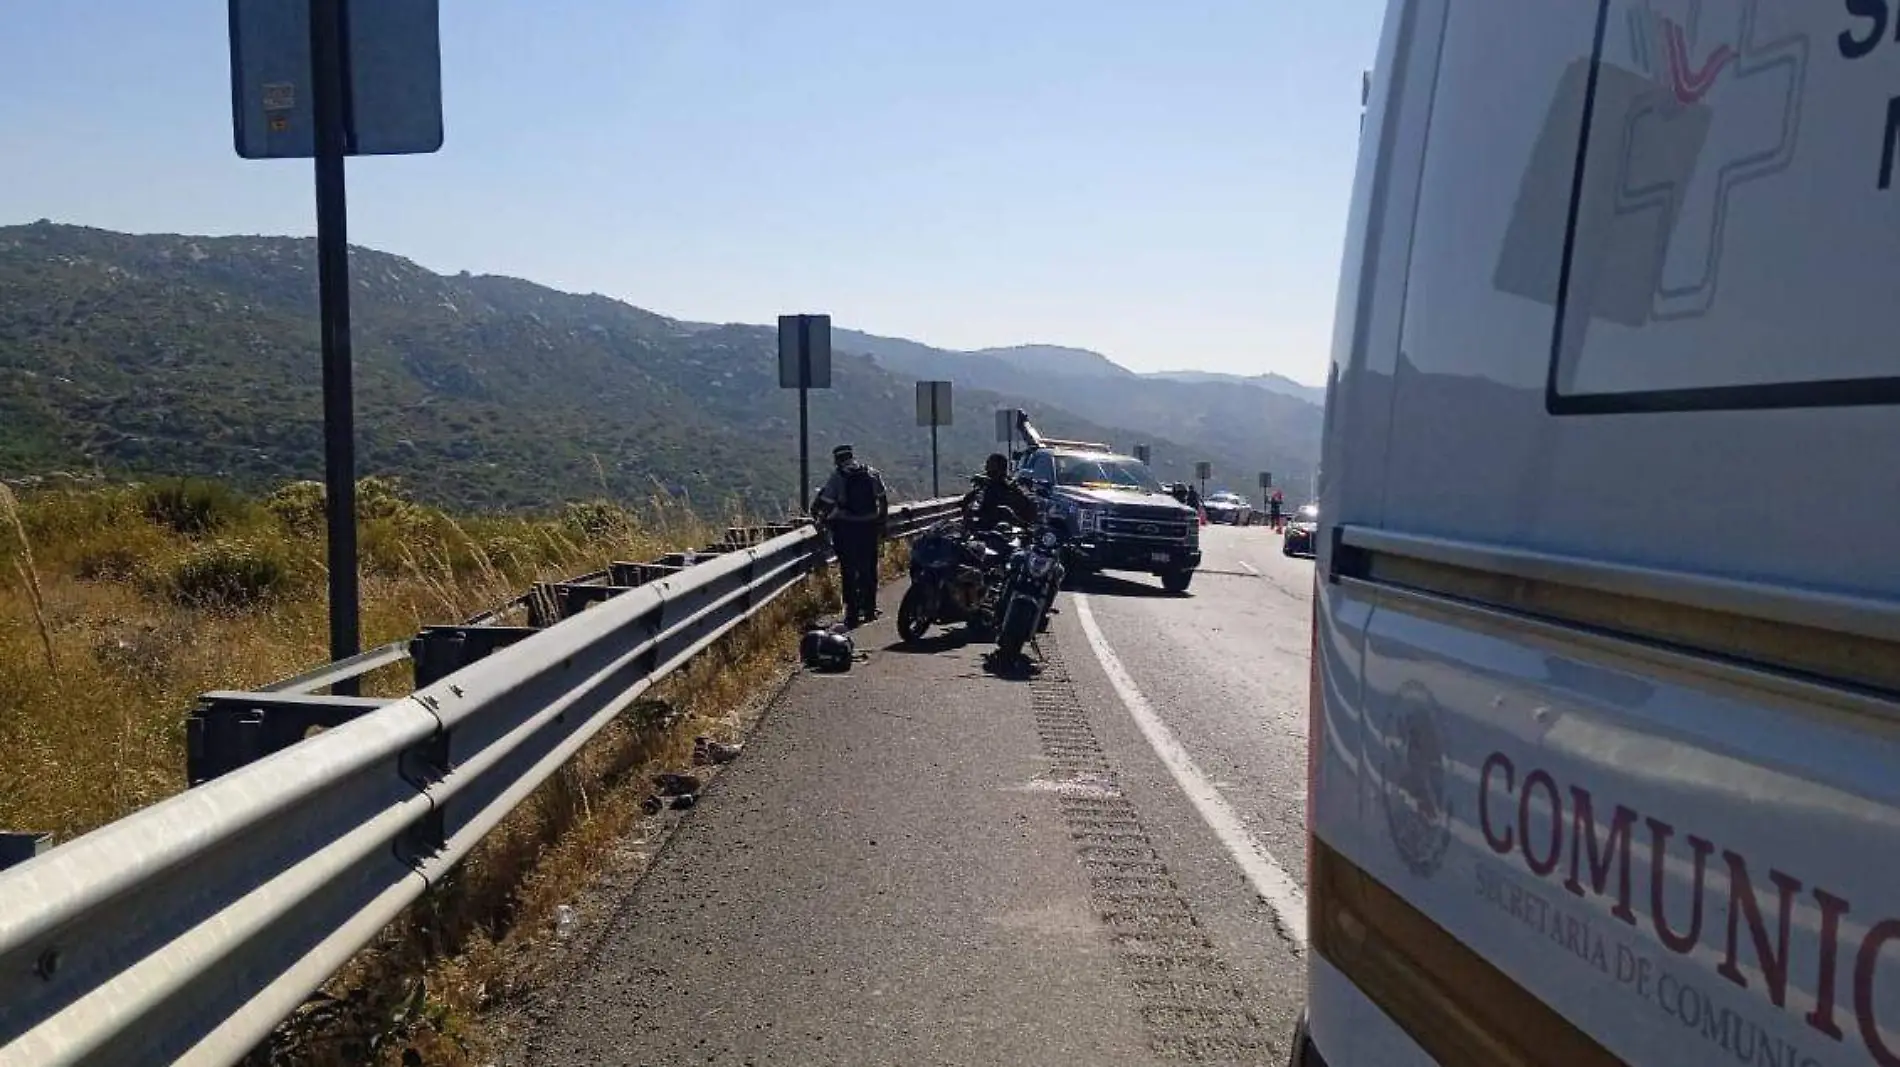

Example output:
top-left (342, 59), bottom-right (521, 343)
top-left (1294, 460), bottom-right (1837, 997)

top-left (1312, 836), bottom-right (1626, 1067)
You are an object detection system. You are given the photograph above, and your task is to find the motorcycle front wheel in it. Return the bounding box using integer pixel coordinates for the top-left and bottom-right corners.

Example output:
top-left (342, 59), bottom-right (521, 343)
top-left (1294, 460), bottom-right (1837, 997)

top-left (996, 596), bottom-right (1038, 659)
top-left (897, 584), bottom-right (937, 643)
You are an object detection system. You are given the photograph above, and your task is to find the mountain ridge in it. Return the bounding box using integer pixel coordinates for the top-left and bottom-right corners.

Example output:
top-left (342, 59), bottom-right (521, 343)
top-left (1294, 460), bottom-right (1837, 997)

top-left (0, 222), bottom-right (1317, 509)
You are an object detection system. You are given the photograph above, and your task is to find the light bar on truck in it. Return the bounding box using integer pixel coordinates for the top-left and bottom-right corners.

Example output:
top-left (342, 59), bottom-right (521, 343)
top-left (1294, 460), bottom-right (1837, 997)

top-left (1014, 409), bottom-right (1110, 453)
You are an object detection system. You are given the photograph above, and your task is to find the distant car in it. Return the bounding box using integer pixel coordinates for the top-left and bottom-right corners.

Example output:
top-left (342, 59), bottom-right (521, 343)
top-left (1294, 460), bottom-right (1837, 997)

top-left (1281, 503), bottom-right (1318, 557)
top-left (1202, 491), bottom-right (1252, 526)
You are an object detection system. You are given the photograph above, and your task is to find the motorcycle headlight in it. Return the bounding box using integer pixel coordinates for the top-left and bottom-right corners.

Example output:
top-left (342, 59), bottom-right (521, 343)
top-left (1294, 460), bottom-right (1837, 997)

top-left (1027, 552), bottom-right (1056, 578)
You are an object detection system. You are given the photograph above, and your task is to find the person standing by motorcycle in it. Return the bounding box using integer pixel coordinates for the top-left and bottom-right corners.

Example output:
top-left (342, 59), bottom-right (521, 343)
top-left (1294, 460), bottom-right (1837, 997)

top-left (960, 453), bottom-right (1038, 532)
top-left (811, 443), bottom-right (888, 627)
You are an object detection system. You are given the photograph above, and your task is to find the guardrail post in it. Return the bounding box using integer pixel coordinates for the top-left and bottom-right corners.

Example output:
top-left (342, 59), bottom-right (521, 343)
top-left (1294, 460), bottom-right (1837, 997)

top-left (409, 626), bottom-right (538, 689)
top-left (0, 831), bottom-right (51, 872)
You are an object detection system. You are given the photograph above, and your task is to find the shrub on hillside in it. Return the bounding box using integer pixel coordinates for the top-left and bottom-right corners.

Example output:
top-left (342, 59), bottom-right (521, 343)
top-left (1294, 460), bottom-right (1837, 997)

top-left (266, 476), bottom-right (431, 537)
top-left (140, 478), bottom-right (251, 537)
top-left (72, 523), bottom-right (173, 582)
top-left (563, 499), bottom-right (633, 542)
top-left (358, 476), bottom-right (427, 527)
top-left (161, 538), bottom-right (304, 609)
top-left (264, 480), bottom-right (327, 534)
top-left (14, 486), bottom-right (137, 544)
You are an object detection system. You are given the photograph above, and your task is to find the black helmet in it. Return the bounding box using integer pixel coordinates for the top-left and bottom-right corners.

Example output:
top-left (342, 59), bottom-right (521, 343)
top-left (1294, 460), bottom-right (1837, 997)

top-left (800, 628), bottom-right (854, 672)
top-left (984, 452), bottom-right (1009, 479)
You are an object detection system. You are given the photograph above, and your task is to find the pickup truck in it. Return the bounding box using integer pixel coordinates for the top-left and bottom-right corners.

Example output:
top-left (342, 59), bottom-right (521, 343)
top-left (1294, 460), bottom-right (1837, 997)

top-left (1019, 445), bottom-right (1201, 594)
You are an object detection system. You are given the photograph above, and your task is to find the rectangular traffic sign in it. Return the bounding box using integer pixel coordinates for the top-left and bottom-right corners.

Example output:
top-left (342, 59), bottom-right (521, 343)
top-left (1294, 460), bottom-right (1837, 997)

top-left (1133, 444), bottom-right (1152, 464)
top-left (916, 381), bottom-right (953, 427)
top-left (1195, 461), bottom-right (1212, 480)
top-left (995, 409), bottom-right (1014, 443)
top-left (777, 314), bottom-right (833, 389)
top-left (1259, 471), bottom-right (1273, 488)
top-left (229, 0), bottom-right (444, 159)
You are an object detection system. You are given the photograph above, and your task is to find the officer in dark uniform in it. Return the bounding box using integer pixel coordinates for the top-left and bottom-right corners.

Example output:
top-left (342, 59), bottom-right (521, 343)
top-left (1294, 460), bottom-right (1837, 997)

top-left (959, 453), bottom-right (1038, 531)
top-left (811, 443), bottom-right (889, 627)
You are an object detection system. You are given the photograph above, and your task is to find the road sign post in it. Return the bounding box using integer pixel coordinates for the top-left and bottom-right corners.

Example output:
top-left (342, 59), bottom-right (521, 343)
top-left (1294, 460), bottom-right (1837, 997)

top-left (995, 408), bottom-right (1015, 463)
top-left (311, 0), bottom-right (357, 693)
top-left (1134, 444), bottom-right (1152, 465)
top-left (1195, 461), bottom-right (1212, 498)
top-left (230, 0), bottom-right (443, 693)
top-left (917, 381), bottom-right (953, 498)
top-left (1259, 470), bottom-right (1273, 511)
top-left (778, 314), bottom-right (833, 512)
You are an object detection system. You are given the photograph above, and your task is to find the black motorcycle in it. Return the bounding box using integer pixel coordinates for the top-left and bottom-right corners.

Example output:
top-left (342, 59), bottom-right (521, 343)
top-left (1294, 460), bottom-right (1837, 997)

top-left (896, 520), bottom-right (1022, 644)
top-left (991, 521), bottom-right (1067, 668)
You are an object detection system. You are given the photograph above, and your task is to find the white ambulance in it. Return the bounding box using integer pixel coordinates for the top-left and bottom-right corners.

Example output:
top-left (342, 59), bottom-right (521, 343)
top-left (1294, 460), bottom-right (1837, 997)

top-left (1299, 1), bottom-right (1900, 1064)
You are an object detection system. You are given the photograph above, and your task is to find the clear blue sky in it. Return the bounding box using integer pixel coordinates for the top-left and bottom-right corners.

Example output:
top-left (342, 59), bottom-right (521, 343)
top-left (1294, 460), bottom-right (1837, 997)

top-left (0, 1), bottom-right (1384, 383)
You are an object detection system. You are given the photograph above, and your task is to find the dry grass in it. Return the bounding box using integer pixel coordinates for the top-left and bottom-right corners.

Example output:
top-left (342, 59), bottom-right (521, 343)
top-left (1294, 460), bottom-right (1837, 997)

top-left (0, 475), bottom-right (867, 1066)
top-left (0, 477), bottom-right (717, 841)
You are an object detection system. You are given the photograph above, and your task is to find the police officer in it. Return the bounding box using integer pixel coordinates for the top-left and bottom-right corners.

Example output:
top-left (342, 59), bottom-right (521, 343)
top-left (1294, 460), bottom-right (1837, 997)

top-left (811, 443), bottom-right (888, 627)
top-left (960, 453), bottom-right (1038, 531)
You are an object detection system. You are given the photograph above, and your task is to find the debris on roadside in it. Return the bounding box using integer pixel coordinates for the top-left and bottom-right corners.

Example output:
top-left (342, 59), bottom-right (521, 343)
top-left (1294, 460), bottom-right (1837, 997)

top-left (693, 736), bottom-right (741, 766)
top-left (652, 772), bottom-right (701, 797)
top-left (640, 795), bottom-right (664, 816)
top-left (669, 793), bottom-right (698, 811)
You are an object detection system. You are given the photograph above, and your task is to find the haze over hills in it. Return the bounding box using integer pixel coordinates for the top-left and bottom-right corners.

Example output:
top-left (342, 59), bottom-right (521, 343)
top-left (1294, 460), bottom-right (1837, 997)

top-left (1144, 369), bottom-right (1327, 407)
top-left (0, 222), bottom-right (1323, 511)
top-left (834, 329), bottom-right (1324, 497)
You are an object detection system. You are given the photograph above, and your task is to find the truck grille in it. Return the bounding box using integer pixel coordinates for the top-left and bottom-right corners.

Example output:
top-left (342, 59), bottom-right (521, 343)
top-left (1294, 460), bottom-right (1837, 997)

top-left (1101, 517), bottom-right (1192, 542)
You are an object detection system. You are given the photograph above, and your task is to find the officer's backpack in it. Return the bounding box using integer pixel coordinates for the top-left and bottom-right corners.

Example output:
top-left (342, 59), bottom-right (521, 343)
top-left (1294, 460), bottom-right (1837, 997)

top-left (843, 465), bottom-right (878, 516)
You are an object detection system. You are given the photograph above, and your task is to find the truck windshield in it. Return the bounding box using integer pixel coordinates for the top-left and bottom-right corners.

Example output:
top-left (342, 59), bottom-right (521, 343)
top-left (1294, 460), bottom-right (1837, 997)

top-left (1055, 455), bottom-right (1165, 493)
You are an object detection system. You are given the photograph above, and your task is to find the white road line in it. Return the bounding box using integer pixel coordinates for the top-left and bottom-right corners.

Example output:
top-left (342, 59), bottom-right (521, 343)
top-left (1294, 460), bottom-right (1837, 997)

top-left (1072, 594), bottom-right (1308, 947)
top-left (1237, 560), bottom-right (1259, 576)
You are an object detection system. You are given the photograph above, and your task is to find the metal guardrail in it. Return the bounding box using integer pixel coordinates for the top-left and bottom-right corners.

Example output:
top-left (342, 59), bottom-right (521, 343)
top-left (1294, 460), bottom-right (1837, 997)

top-left (0, 497), bottom-right (958, 1067)
top-left (183, 504), bottom-right (957, 786)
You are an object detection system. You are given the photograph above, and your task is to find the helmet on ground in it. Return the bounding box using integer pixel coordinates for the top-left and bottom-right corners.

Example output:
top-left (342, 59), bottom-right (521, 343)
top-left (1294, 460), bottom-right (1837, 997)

top-left (801, 628), bottom-right (854, 672)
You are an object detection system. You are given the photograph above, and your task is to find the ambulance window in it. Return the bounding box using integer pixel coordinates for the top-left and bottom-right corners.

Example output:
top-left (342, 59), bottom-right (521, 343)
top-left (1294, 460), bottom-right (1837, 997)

top-left (1394, 1), bottom-right (1603, 391)
top-left (1548, 2), bottom-right (1900, 412)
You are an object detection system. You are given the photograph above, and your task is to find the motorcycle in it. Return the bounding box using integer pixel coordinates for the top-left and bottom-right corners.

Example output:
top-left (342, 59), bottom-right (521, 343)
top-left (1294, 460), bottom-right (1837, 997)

top-left (990, 520), bottom-right (1067, 668)
top-left (896, 520), bottom-right (1023, 644)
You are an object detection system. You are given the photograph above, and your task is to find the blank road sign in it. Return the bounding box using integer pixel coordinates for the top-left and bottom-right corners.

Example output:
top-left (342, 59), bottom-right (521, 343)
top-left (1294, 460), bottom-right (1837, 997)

top-left (1195, 461), bottom-right (1212, 480)
top-left (1259, 471), bottom-right (1273, 488)
top-left (229, 0), bottom-right (444, 159)
top-left (1133, 444), bottom-right (1152, 464)
top-left (778, 314), bottom-right (833, 389)
top-left (995, 409), bottom-right (1013, 443)
top-left (916, 381), bottom-right (953, 427)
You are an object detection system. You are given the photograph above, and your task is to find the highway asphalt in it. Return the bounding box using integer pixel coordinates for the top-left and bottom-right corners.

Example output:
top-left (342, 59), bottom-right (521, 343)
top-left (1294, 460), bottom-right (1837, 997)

top-left (522, 525), bottom-right (1315, 1066)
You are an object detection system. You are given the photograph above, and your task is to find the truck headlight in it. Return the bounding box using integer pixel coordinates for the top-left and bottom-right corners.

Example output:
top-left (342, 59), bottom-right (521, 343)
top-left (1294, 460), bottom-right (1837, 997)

top-left (1076, 507), bottom-right (1100, 534)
